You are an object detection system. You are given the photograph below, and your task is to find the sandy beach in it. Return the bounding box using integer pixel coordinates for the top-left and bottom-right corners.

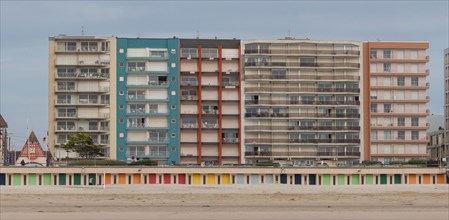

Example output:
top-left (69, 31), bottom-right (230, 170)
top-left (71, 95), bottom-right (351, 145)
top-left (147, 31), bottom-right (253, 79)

top-left (1, 184), bottom-right (448, 220)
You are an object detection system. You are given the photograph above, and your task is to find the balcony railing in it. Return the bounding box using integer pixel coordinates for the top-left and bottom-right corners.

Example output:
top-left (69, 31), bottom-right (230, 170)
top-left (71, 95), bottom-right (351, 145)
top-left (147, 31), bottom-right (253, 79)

top-left (181, 123), bottom-right (198, 129)
top-left (223, 138), bottom-right (238, 143)
top-left (245, 112), bottom-right (360, 118)
top-left (245, 62), bottom-right (360, 68)
top-left (202, 110), bottom-right (219, 115)
top-left (223, 81), bottom-right (239, 87)
top-left (57, 112), bottom-right (77, 118)
top-left (180, 81), bottom-right (199, 86)
top-left (245, 138), bottom-right (360, 144)
top-left (181, 95), bottom-right (198, 101)
top-left (245, 100), bottom-right (360, 105)
top-left (244, 49), bottom-right (360, 56)
top-left (244, 75), bottom-right (360, 81)
top-left (202, 123), bottom-right (218, 129)
top-left (245, 125), bottom-right (360, 131)
top-left (244, 151), bottom-right (361, 157)
top-left (245, 87), bottom-right (360, 93)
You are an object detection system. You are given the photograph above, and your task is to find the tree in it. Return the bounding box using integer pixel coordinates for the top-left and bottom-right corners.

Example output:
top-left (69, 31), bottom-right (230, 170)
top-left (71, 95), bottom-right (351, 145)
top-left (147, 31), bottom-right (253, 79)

top-left (62, 133), bottom-right (104, 159)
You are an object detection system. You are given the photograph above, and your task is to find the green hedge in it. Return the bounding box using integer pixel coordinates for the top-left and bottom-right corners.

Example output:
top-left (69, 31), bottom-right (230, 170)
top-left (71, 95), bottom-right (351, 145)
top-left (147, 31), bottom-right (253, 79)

top-left (407, 159), bottom-right (427, 165)
top-left (361, 160), bottom-right (382, 166)
top-left (128, 160), bottom-right (157, 166)
top-left (67, 160), bottom-right (127, 166)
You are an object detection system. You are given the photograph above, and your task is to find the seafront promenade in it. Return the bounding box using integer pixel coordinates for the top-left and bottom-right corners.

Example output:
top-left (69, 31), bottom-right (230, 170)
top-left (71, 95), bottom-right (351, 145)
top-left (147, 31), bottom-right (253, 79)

top-left (0, 167), bottom-right (447, 186)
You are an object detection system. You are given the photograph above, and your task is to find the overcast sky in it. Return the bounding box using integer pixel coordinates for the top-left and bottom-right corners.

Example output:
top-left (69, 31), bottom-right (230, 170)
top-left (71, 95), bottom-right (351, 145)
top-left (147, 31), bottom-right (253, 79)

top-left (1, 0), bottom-right (448, 150)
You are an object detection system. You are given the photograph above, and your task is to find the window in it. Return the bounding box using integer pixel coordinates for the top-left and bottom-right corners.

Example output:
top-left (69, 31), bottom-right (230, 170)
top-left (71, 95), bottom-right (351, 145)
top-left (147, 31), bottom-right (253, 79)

top-left (100, 122), bottom-right (109, 131)
top-left (88, 122), bottom-right (98, 131)
top-left (101, 42), bottom-right (109, 52)
top-left (202, 119), bottom-right (218, 128)
top-left (149, 104), bottom-right (158, 113)
top-left (271, 69), bottom-right (286, 79)
top-left (397, 131), bottom-right (405, 140)
top-left (57, 108), bottom-right (76, 118)
top-left (181, 90), bottom-right (197, 100)
top-left (80, 42), bottom-right (98, 52)
top-left (171, 133), bottom-right (176, 138)
top-left (181, 77), bottom-right (198, 86)
top-left (222, 76), bottom-right (238, 86)
top-left (371, 131), bottom-right (378, 140)
top-left (371, 103), bottom-right (378, 113)
top-left (149, 131), bottom-right (168, 142)
top-left (181, 48), bottom-right (198, 58)
top-left (202, 105), bottom-right (218, 114)
top-left (128, 118), bottom-right (145, 128)
top-left (149, 50), bottom-right (167, 58)
top-left (384, 104), bottom-right (392, 113)
top-left (411, 117), bottom-right (419, 126)
top-left (57, 134), bottom-right (72, 144)
top-left (397, 76), bottom-right (405, 86)
top-left (370, 49), bottom-right (377, 59)
top-left (222, 133), bottom-right (238, 143)
top-left (383, 50), bottom-right (392, 59)
top-left (412, 131), bottom-right (419, 140)
top-left (202, 48), bottom-right (218, 58)
top-left (150, 146), bottom-right (167, 156)
top-left (411, 77), bottom-right (419, 86)
top-left (57, 68), bottom-right (76, 78)
top-left (384, 131), bottom-right (392, 140)
top-left (57, 81), bottom-right (75, 91)
top-left (171, 105), bottom-right (176, 110)
top-left (128, 90), bottom-right (145, 100)
top-left (300, 57), bottom-right (316, 67)
top-left (119, 91), bottom-right (124, 95)
top-left (127, 62), bottom-right (146, 72)
top-left (57, 95), bottom-right (74, 104)
top-left (182, 118), bottom-right (197, 128)
top-left (78, 95), bottom-right (98, 104)
top-left (57, 121), bottom-right (76, 131)
top-left (397, 118), bottom-right (405, 126)
top-left (128, 104), bottom-right (145, 113)
top-left (56, 41), bottom-right (76, 51)
top-left (171, 119), bottom-right (176, 124)
top-left (383, 63), bottom-right (391, 72)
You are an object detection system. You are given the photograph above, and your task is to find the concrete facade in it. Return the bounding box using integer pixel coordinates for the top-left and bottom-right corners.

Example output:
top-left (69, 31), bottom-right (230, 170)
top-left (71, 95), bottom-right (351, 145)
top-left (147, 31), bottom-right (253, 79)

top-left (364, 42), bottom-right (430, 164)
top-left (242, 39), bottom-right (363, 166)
top-left (48, 35), bottom-right (114, 160)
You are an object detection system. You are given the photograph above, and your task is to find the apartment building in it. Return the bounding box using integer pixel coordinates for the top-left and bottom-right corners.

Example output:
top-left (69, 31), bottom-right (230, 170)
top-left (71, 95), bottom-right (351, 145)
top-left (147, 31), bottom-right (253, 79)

top-left (445, 48), bottom-right (449, 159)
top-left (242, 39), bottom-right (363, 166)
top-left (48, 35), bottom-right (114, 160)
top-left (115, 38), bottom-right (179, 164)
top-left (427, 128), bottom-right (446, 160)
top-left (179, 39), bottom-right (242, 165)
top-left (0, 114), bottom-right (8, 165)
top-left (364, 42), bottom-right (430, 164)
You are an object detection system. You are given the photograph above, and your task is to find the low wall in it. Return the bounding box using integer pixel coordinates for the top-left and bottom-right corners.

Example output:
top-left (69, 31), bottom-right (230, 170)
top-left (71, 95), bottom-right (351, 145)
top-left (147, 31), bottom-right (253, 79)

top-left (0, 167), bottom-right (447, 186)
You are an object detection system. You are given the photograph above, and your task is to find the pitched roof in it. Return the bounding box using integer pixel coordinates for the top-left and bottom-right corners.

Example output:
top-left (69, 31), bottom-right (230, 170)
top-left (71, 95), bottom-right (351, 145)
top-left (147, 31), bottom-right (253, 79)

top-left (0, 114), bottom-right (7, 128)
top-left (18, 131), bottom-right (46, 160)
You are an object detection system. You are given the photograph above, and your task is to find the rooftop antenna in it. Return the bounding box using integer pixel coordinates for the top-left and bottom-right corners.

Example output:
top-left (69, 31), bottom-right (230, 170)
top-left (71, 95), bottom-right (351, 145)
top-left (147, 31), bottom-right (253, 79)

top-left (81, 26), bottom-right (85, 36)
top-left (196, 30), bottom-right (199, 39)
top-left (288, 29), bottom-right (291, 37)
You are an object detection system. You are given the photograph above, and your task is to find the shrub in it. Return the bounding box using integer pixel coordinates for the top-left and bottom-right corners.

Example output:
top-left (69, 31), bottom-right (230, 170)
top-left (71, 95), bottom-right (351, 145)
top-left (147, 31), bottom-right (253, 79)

top-left (68, 159), bottom-right (127, 166)
top-left (255, 160), bottom-right (275, 167)
top-left (361, 160), bottom-right (382, 166)
top-left (390, 161), bottom-right (407, 165)
top-left (407, 159), bottom-right (427, 165)
top-left (129, 159), bottom-right (157, 166)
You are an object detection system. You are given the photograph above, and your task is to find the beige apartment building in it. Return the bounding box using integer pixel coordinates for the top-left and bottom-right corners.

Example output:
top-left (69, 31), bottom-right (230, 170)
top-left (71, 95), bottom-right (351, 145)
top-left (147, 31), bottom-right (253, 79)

top-left (48, 35), bottom-right (115, 160)
top-left (242, 39), bottom-right (363, 166)
top-left (179, 39), bottom-right (242, 165)
top-left (364, 42), bottom-right (430, 164)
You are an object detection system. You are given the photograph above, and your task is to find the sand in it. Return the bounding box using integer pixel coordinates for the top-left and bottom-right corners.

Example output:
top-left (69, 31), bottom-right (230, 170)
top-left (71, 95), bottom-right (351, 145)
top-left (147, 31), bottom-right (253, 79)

top-left (1, 184), bottom-right (448, 220)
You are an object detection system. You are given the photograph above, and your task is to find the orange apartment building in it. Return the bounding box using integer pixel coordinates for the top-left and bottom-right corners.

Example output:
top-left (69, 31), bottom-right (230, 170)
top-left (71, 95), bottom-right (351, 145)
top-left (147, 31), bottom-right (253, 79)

top-left (363, 42), bottom-right (430, 164)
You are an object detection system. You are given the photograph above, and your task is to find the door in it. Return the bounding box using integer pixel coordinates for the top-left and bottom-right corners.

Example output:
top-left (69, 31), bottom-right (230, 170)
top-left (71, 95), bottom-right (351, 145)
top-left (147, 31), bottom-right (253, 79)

top-left (380, 174), bottom-right (387, 184)
top-left (351, 174), bottom-right (359, 185)
top-left (59, 174), bottom-right (66, 185)
top-left (178, 174), bottom-right (186, 184)
top-left (74, 174), bottom-right (81, 185)
top-left (309, 174), bottom-right (316, 185)
top-left (251, 175), bottom-right (258, 184)
top-left (394, 174), bottom-right (401, 184)
top-left (280, 174), bottom-right (287, 184)
top-left (43, 174), bottom-right (51, 185)
top-left (294, 174), bottom-right (301, 185)
top-left (88, 174), bottom-right (96, 185)
top-left (0, 173), bottom-right (5, 185)
top-left (323, 174), bottom-right (331, 185)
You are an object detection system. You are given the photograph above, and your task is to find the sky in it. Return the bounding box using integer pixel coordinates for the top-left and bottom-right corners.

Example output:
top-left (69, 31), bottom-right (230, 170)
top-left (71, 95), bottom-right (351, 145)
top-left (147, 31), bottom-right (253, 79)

top-left (0, 0), bottom-right (448, 150)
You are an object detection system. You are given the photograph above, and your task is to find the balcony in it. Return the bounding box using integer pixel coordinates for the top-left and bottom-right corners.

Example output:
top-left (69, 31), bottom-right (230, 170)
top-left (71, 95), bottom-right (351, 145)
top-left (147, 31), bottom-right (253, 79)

top-left (56, 72), bottom-right (109, 79)
top-left (222, 138), bottom-right (238, 143)
top-left (245, 138), bottom-right (360, 144)
top-left (181, 123), bottom-right (198, 129)
top-left (202, 123), bottom-right (218, 129)
top-left (244, 49), bottom-right (360, 56)
top-left (244, 112), bottom-right (360, 118)
top-left (202, 110), bottom-right (219, 115)
top-left (222, 81), bottom-right (239, 87)
top-left (244, 75), bottom-right (360, 81)
top-left (181, 95), bottom-right (198, 101)
top-left (56, 86), bottom-right (110, 93)
top-left (244, 151), bottom-right (361, 157)
top-left (56, 112), bottom-right (77, 118)
top-left (244, 87), bottom-right (360, 93)
top-left (245, 100), bottom-right (360, 106)
top-left (180, 81), bottom-right (199, 86)
top-left (244, 62), bottom-right (360, 69)
top-left (245, 125), bottom-right (360, 131)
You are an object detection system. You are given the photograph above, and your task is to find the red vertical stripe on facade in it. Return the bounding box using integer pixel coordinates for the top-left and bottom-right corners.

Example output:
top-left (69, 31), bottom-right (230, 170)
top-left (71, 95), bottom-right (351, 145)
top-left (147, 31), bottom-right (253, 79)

top-left (218, 45), bottom-right (223, 165)
top-left (179, 45), bottom-right (182, 164)
top-left (237, 45), bottom-right (242, 164)
top-left (197, 45), bottom-right (203, 164)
